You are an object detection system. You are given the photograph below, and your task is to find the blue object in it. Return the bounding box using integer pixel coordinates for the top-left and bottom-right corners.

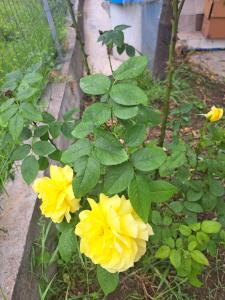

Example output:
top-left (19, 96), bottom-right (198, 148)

top-left (109, 0), bottom-right (145, 4)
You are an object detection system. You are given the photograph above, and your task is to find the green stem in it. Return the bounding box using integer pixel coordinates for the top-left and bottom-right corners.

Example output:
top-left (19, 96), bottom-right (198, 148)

top-left (66, 0), bottom-right (91, 75)
top-left (158, 0), bottom-right (179, 147)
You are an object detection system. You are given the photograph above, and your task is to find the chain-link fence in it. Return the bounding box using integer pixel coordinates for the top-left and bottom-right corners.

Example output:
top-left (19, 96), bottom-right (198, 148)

top-left (0, 0), bottom-right (68, 82)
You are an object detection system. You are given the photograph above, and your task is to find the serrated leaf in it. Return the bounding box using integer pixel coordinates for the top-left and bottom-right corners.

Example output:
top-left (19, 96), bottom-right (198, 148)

top-left (73, 156), bottom-right (100, 197)
top-left (179, 225), bottom-right (192, 236)
top-left (94, 128), bottom-right (128, 166)
top-left (131, 146), bottom-right (166, 172)
top-left (80, 74), bottom-right (111, 95)
top-left (82, 103), bottom-right (111, 126)
top-left (104, 162), bottom-right (134, 195)
top-left (125, 124), bottom-right (146, 147)
top-left (191, 250), bottom-right (209, 266)
top-left (110, 84), bottom-right (148, 106)
top-left (11, 144), bottom-right (31, 161)
top-left (155, 245), bottom-right (171, 259)
top-left (128, 175), bottom-right (152, 222)
top-left (112, 102), bottom-right (139, 120)
top-left (21, 155), bottom-right (39, 184)
top-left (32, 141), bottom-right (56, 156)
top-left (97, 265), bottom-right (119, 296)
top-left (8, 113), bottom-right (24, 141)
top-left (113, 56), bottom-right (148, 80)
top-left (58, 229), bottom-right (77, 262)
top-left (61, 139), bottom-right (91, 164)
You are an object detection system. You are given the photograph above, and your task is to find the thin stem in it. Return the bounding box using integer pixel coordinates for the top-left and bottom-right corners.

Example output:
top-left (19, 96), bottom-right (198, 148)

top-left (158, 0), bottom-right (179, 147)
top-left (178, 0), bottom-right (185, 18)
top-left (107, 49), bottom-right (113, 74)
top-left (66, 0), bottom-right (91, 75)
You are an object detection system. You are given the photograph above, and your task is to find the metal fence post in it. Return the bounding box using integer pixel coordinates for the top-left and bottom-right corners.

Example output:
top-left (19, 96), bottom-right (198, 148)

top-left (41, 0), bottom-right (63, 60)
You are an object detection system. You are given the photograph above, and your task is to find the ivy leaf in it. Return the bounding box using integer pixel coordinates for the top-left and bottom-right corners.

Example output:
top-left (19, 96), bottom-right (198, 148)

top-left (97, 265), bottom-right (119, 296)
top-left (8, 113), bottom-right (24, 141)
top-left (131, 146), bottom-right (166, 172)
top-left (73, 156), bottom-right (100, 197)
top-left (32, 141), bottom-right (56, 156)
top-left (58, 229), bottom-right (77, 263)
top-left (94, 128), bottom-right (128, 166)
top-left (104, 162), bottom-right (134, 195)
top-left (191, 250), bottom-right (209, 266)
top-left (80, 74), bottom-right (111, 95)
top-left (113, 56), bottom-right (148, 80)
top-left (21, 155), bottom-right (39, 184)
top-left (61, 139), bottom-right (91, 164)
top-left (110, 84), bottom-right (148, 106)
top-left (128, 175), bottom-right (152, 222)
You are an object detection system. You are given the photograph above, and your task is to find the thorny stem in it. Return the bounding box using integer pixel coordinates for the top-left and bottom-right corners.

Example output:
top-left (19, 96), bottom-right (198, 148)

top-left (66, 0), bottom-right (91, 75)
top-left (158, 0), bottom-right (184, 147)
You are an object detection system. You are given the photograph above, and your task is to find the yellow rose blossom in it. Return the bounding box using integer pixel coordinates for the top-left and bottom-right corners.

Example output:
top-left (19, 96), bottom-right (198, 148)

top-left (33, 165), bottom-right (80, 223)
top-left (204, 106), bottom-right (223, 122)
top-left (75, 194), bottom-right (153, 273)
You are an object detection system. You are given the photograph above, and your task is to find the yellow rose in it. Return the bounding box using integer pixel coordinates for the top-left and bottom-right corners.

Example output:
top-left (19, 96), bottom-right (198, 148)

top-left (205, 106), bottom-right (223, 122)
top-left (33, 165), bottom-right (80, 223)
top-left (75, 194), bottom-right (153, 273)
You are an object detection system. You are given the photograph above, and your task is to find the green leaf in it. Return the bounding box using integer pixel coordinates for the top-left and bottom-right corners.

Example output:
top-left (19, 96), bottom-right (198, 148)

top-left (179, 225), bottom-right (192, 236)
top-left (17, 86), bottom-right (37, 101)
top-left (131, 146), bottom-right (166, 172)
top-left (94, 128), bottom-right (128, 166)
top-left (110, 84), bottom-right (148, 106)
top-left (49, 150), bottom-right (62, 161)
top-left (34, 125), bottom-right (49, 138)
top-left (32, 141), bottom-right (56, 156)
top-left (11, 144), bottom-right (31, 161)
top-left (80, 74), bottom-right (111, 95)
top-left (0, 98), bottom-right (15, 113)
top-left (170, 249), bottom-right (181, 269)
top-left (201, 220), bottom-right (222, 234)
top-left (188, 241), bottom-right (198, 251)
top-left (97, 265), bottom-right (119, 296)
top-left (187, 189), bottom-right (203, 202)
top-left (21, 155), bottom-right (39, 184)
top-left (209, 178), bottom-right (224, 197)
top-left (169, 201), bottom-right (184, 213)
top-left (114, 24), bottom-right (130, 31)
top-left (189, 223), bottom-right (201, 232)
top-left (104, 162), bottom-right (134, 195)
top-left (128, 175), bottom-right (152, 222)
top-left (155, 245), bottom-right (171, 259)
top-left (125, 124), bottom-right (146, 147)
top-left (0, 104), bottom-right (18, 124)
top-left (196, 232), bottom-right (209, 245)
top-left (73, 156), bottom-right (100, 197)
top-left (126, 44), bottom-right (135, 57)
top-left (151, 210), bottom-right (162, 225)
top-left (63, 108), bottom-right (79, 121)
top-left (112, 102), bottom-right (139, 120)
top-left (22, 72), bottom-right (43, 84)
top-left (61, 139), bottom-right (91, 164)
top-left (38, 157), bottom-right (49, 170)
top-left (191, 250), bottom-right (209, 266)
top-left (147, 180), bottom-right (178, 203)
top-left (82, 103), bottom-right (111, 126)
top-left (58, 229), bottom-right (77, 262)
top-left (20, 103), bottom-right (43, 121)
top-left (8, 113), bottom-right (24, 141)
top-left (184, 201), bottom-right (203, 213)
top-left (72, 120), bottom-right (94, 139)
top-left (49, 121), bottom-right (61, 138)
top-left (113, 56), bottom-right (148, 80)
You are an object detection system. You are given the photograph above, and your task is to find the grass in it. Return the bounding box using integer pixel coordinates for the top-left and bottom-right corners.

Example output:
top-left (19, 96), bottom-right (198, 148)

top-left (0, 0), bottom-right (67, 189)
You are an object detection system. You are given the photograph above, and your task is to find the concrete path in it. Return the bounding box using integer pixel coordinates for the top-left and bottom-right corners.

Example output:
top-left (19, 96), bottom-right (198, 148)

top-left (83, 0), bottom-right (122, 75)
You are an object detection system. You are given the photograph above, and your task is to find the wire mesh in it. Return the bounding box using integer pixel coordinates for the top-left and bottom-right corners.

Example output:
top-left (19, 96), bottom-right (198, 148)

top-left (0, 0), bottom-right (67, 81)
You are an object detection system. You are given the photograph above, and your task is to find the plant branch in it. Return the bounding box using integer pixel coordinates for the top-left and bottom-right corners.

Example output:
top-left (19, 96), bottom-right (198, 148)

top-left (158, 0), bottom-right (179, 147)
top-left (178, 0), bottom-right (185, 18)
top-left (66, 0), bottom-right (91, 75)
